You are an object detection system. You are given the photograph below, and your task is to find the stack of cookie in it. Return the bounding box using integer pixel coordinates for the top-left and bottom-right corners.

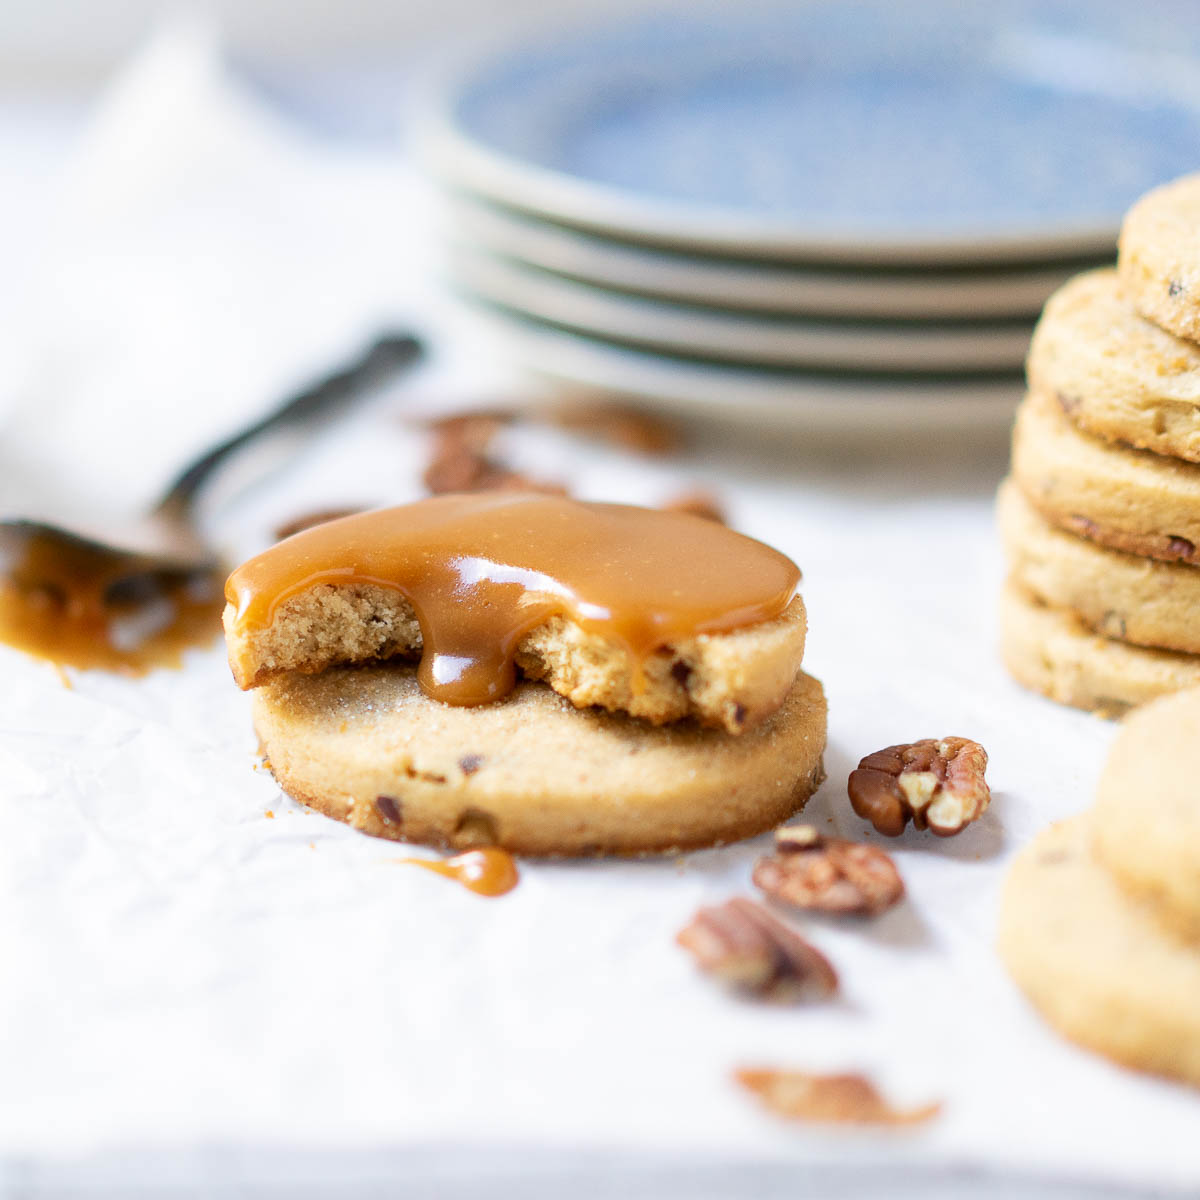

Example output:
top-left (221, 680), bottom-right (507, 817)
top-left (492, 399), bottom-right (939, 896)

top-left (1000, 173), bottom-right (1200, 715)
top-left (1000, 688), bottom-right (1200, 1088)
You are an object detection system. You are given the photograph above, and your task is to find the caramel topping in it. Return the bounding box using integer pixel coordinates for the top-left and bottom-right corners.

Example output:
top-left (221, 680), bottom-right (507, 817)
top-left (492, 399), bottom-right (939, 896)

top-left (226, 493), bottom-right (800, 706)
top-left (396, 847), bottom-right (519, 897)
top-left (0, 527), bottom-right (222, 676)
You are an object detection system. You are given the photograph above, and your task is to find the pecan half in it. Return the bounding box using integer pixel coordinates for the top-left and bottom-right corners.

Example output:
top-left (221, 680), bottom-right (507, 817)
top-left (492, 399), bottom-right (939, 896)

top-left (676, 897), bottom-right (837, 1002)
top-left (753, 826), bottom-right (904, 916)
top-left (848, 737), bottom-right (989, 837)
top-left (736, 1068), bottom-right (941, 1126)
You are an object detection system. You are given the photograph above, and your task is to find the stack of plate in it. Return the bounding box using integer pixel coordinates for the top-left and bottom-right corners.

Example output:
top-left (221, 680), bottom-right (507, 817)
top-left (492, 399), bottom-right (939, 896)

top-left (425, 1), bottom-right (1200, 432)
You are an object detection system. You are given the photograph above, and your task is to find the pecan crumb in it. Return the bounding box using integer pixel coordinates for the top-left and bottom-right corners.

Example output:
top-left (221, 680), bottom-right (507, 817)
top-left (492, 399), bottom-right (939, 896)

top-left (423, 414), bottom-right (565, 496)
top-left (660, 489), bottom-right (727, 524)
top-left (374, 795), bottom-right (402, 826)
top-left (548, 402), bottom-right (681, 455)
top-left (458, 754), bottom-right (485, 776)
top-left (753, 826), bottom-right (904, 916)
top-left (848, 737), bottom-right (990, 837)
top-left (676, 897), bottom-right (837, 1002)
top-left (736, 1068), bottom-right (941, 1126)
top-left (274, 507), bottom-right (365, 541)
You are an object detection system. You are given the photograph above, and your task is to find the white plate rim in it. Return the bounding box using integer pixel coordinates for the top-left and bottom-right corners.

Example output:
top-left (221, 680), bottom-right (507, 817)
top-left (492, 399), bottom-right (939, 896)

top-left (445, 192), bottom-right (1104, 319)
top-left (450, 245), bottom-right (1035, 372)
top-left (464, 301), bottom-right (1024, 434)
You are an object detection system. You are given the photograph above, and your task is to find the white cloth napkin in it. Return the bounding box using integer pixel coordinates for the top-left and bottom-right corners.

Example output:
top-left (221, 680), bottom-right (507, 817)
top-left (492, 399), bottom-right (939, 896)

top-left (1, 25), bottom-right (1197, 1200)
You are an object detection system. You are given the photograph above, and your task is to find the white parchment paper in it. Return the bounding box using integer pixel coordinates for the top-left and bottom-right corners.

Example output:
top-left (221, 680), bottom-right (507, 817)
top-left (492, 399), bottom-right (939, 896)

top-left (0, 28), bottom-right (1196, 1200)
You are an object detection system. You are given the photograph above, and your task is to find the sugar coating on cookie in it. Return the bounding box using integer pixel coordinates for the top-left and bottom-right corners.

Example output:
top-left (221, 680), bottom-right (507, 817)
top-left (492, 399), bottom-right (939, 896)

top-left (1026, 269), bottom-right (1200, 463)
top-left (1118, 172), bottom-right (1200, 344)
top-left (224, 493), bottom-right (806, 733)
top-left (998, 479), bottom-right (1200, 656)
top-left (999, 581), bottom-right (1200, 717)
top-left (999, 816), bottom-right (1200, 1089)
top-left (1093, 689), bottom-right (1200, 941)
top-left (1012, 390), bottom-right (1200, 565)
top-left (253, 665), bottom-right (827, 856)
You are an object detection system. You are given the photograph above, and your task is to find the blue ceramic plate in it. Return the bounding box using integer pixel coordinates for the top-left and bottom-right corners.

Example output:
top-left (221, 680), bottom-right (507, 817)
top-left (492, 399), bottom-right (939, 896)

top-left (428, 0), bottom-right (1200, 263)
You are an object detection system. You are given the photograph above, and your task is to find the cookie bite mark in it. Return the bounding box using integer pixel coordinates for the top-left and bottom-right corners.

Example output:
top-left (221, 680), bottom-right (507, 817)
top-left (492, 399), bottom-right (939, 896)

top-left (224, 494), bottom-right (805, 732)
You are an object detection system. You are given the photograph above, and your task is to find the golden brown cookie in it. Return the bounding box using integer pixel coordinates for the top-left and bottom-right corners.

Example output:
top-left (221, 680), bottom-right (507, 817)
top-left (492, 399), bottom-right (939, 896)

top-left (1026, 269), bottom-right (1200, 463)
top-left (1012, 390), bottom-right (1200, 565)
top-left (1118, 173), bottom-right (1200, 344)
top-left (998, 815), bottom-right (1200, 1089)
top-left (1093, 689), bottom-right (1200, 942)
top-left (998, 479), bottom-right (1200, 655)
top-left (253, 665), bottom-right (827, 856)
top-left (999, 581), bottom-right (1200, 717)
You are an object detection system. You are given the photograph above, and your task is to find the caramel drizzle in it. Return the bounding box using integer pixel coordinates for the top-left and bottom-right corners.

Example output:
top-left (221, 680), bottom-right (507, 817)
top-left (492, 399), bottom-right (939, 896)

top-left (0, 527), bottom-right (222, 676)
top-left (395, 847), bottom-right (519, 896)
top-left (226, 493), bottom-right (799, 707)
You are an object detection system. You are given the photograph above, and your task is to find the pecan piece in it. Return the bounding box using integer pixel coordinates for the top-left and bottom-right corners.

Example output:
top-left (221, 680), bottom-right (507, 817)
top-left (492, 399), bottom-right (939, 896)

top-left (753, 826), bottom-right (904, 916)
top-left (660, 488), bottom-right (727, 524)
top-left (676, 897), bottom-right (837, 1002)
top-left (736, 1068), bottom-right (941, 1126)
top-left (848, 737), bottom-right (989, 837)
top-left (423, 413), bottom-right (565, 496)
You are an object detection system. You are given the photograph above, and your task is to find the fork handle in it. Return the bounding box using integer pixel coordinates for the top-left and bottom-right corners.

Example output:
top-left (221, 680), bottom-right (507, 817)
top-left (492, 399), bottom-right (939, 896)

top-left (155, 332), bottom-right (422, 516)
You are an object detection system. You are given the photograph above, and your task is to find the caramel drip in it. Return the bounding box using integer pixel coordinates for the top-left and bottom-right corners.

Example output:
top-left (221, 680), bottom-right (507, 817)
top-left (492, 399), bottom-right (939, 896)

top-left (226, 493), bottom-right (799, 706)
top-left (396, 847), bottom-right (519, 896)
top-left (0, 528), bottom-right (222, 676)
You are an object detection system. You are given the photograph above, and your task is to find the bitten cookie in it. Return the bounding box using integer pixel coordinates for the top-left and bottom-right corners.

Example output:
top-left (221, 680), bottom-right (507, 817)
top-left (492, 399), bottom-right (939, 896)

top-left (1093, 689), bottom-right (1200, 941)
top-left (1026, 269), bottom-right (1200, 463)
top-left (999, 581), bottom-right (1200, 716)
top-left (1012, 389), bottom-right (1200, 565)
top-left (998, 815), bottom-right (1200, 1088)
top-left (1118, 173), bottom-right (1200, 344)
top-left (253, 666), bottom-right (827, 855)
top-left (227, 585), bottom-right (806, 735)
top-left (998, 479), bottom-right (1200, 656)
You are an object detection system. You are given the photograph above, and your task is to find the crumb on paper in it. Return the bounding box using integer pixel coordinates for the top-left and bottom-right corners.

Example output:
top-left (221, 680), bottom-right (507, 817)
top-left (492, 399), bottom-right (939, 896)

top-left (736, 1068), bottom-right (941, 1126)
top-left (264, 810), bottom-right (275, 819)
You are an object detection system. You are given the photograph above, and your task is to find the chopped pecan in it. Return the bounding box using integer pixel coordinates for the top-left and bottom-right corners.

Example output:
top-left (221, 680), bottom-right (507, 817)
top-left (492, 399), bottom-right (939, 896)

top-left (736, 1068), bottom-right (941, 1126)
top-left (676, 897), bottom-right (837, 1002)
top-left (753, 826), bottom-right (904, 916)
top-left (548, 401), bottom-right (681, 455)
top-left (274, 507), bottom-right (365, 541)
top-left (423, 416), bottom-right (565, 496)
top-left (848, 737), bottom-right (990, 837)
top-left (660, 489), bottom-right (727, 524)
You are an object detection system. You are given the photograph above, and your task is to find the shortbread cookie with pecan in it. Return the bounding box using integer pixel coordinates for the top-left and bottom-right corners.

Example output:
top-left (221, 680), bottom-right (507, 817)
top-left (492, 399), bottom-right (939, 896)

top-left (252, 666), bottom-right (827, 855)
top-left (1012, 390), bottom-right (1200, 565)
top-left (1093, 688), bottom-right (1200, 942)
top-left (1118, 173), bottom-right (1200, 344)
top-left (999, 815), bottom-right (1200, 1088)
top-left (1026, 269), bottom-right (1200, 462)
top-left (999, 581), bottom-right (1200, 716)
top-left (999, 479), bottom-right (1200, 656)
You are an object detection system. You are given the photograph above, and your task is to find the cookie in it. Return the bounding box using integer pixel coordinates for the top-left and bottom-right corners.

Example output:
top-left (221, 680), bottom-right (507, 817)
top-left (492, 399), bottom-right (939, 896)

top-left (225, 495), bottom-right (807, 734)
top-left (1118, 173), bottom-right (1200, 344)
top-left (1012, 389), bottom-right (1200, 565)
top-left (999, 581), bottom-right (1200, 716)
top-left (1093, 689), bottom-right (1200, 941)
top-left (253, 666), bottom-right (827, 856)
top-left (1026, 269), bottom-right (1200, 463)
top-left (998, 815), bottom-right (1200, 1088)
top-left (998, 479), bottom-right (1200, 655)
